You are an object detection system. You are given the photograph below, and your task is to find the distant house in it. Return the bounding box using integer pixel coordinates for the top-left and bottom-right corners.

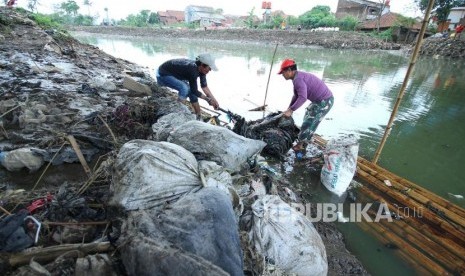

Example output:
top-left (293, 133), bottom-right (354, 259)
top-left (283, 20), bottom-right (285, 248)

top-left (185, 5), bottom-right (225, 27)
top-left (158, 10), bottom-right (185, 25)
top-left (359, 12), bottom-right (423, 43)
top-left (222, 15), bottom-right (239, 27)
top-left (336, 0), bottom-right (390, 21)
top-left (448, 6), bottom-right (465, 28)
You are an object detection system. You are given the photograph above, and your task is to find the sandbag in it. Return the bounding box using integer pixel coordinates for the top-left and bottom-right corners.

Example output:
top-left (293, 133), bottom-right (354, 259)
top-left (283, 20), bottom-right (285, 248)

top-left (122, 235), bottom-right (229, 276)
top-left (109, 140), bottom-right (202, 211)
top-left (250, 195), bottom-right (328, 276)
top-left (151, 112), bottom-right (195, 141)
top-left (168, 121), bottom-right (266, 172)
top-left (121, 188), bottom-right (243, 276)
top-left (321, 135), bottom-right (359, 196)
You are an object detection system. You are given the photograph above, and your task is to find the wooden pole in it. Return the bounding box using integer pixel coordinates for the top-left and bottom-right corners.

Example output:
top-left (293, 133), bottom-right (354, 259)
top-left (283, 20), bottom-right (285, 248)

top-left (372, 0), bottom-right (436, 164)
top-left (357, 161), bottom-right (465, 229)
top-left (361, 212), bottom-right (448, 274)
top-left (357, 221), bottom-right (433, 276)
top-left (262, 43), bottom-right (279, 118)
top-left (358, 158), bottom-right (465, 218)
top-left (356, 169), bottom-right (465, 246)
top-left (67, 135), bottom-right (92, 177)
top-left (6, 242), bottom-right (112, 267)
top-left (360, 184), bottom-right (465, 268)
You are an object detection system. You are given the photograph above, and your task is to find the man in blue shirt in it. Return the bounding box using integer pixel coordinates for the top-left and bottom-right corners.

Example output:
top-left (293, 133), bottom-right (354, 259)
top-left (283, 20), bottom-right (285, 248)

top-left (157, 53), bottom-right (220, 119)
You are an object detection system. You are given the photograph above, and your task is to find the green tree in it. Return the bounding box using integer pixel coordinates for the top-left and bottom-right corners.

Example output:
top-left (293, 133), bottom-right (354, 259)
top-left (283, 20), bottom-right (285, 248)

top-left (75, 14), bottom-right (93, 25)
top-left (337, 15), bottom-right (360, 31)
top-left (148, 12), bottom-right (159, 24)
top-left (287, 15), bottom-right (300, 26)
top-left (245, 7), bottom-right (256, 28)
top-left (119, 10), bottom-right (158, 27)
top-left (60, 0), bottom-right (79, 16)
top-left (416, 0), bottom-right (465, 21)
top-left (298, 5), bottom-right (336, 29)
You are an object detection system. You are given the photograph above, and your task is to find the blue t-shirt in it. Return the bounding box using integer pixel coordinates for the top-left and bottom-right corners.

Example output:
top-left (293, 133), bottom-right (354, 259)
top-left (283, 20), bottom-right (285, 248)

top-left (158, 58), bottom-right (207, 96)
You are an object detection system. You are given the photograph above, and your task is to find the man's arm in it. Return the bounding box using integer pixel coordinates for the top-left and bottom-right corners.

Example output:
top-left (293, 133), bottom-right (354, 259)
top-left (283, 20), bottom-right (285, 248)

top-left (201, 86), bottom-right (219, 109)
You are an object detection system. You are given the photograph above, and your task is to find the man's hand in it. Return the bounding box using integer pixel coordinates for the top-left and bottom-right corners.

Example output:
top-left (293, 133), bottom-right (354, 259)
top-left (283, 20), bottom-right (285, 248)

top-left (283, 108), bottom-right (293, 117)
top-left (210, 98), bottom-right (219, 109)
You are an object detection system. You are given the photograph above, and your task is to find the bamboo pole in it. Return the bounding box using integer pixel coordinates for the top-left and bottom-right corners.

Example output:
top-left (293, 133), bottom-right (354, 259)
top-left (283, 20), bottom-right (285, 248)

top-left (356, 161), bottom-right (465, 230)
top-left (381, 211), bottom-right (465, 273)
top-left (359, 184), bottom-right (465, 265)
top-left (357, 221), bottom-right (433, 276)
top-left (360, 213), bottom-right (448, 275)
top-left (358, 158), bottom-right (465, 218)
top-left (360, 183), bottom-right (465, 261)
top-left (374, 212), bottom-right (461, 274)
top-left (372, 0), bottom-right (436, 164)
top-left (67, 135), bottom-right (92, 177)
top-left (262, 43), bottom-right (279, 118)
top-left (356, 169), bottom-right (465, 246)
top-left (314, 135), bottom-right (465, 225)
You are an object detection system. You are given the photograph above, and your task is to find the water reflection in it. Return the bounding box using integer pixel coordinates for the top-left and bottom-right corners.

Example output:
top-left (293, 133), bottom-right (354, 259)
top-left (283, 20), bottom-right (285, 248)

top-left (73, 33), bottom-right (465, 275)
top-left (73, 33), bottom-right (465, 202)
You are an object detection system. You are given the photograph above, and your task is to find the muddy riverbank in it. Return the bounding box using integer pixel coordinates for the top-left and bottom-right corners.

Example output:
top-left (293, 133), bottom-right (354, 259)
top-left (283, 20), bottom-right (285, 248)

top-left (69, 25), bottom-right (465, 59)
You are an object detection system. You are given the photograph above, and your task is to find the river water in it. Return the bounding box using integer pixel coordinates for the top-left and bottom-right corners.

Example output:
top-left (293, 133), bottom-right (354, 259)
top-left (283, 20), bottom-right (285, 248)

top-left (73, 33), bottom-right (465, 275)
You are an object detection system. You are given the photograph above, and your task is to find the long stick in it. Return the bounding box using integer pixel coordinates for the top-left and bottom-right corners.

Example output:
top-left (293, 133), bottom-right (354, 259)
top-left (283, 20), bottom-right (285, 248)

top-left (67, 135), bottom-right (92, 177)
top-left (372, 0), bottom-right (436, 164)
top-left (360, 184), bottom-right (465, 264)
top-left (7, 242), bottom-right (112, 267)
top-left (357, 161), bottom-right (465, 229)
top-left (262, 43), bottom-right (279, 118)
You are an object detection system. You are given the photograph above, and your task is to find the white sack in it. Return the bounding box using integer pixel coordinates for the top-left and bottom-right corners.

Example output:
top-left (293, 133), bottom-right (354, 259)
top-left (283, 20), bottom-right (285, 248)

top-left (321, 135), bottom-right (359, 197)
top-left (250, 195), bottom-right (328, 276)
top-left (168, 121), bottom-right (266, 172)
top-left (109, 140), bottom-right (202, 211)
top-left (151, 112), bottom-right (195, 141)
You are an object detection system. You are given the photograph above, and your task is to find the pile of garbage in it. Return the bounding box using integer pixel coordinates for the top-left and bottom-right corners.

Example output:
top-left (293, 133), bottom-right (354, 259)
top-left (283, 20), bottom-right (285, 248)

top-left (232, 112), bottom-right (300, 159)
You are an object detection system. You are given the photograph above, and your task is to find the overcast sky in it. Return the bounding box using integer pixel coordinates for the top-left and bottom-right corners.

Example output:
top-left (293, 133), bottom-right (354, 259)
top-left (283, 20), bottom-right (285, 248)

top-left (15, 0), bottom-right (422, 20)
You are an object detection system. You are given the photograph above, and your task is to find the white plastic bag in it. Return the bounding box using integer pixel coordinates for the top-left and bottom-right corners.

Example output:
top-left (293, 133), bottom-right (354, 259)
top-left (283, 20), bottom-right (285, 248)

top-left (0, 148), bottom-right (44, 172)
top-left (321, 135), bottom-right (359, 196)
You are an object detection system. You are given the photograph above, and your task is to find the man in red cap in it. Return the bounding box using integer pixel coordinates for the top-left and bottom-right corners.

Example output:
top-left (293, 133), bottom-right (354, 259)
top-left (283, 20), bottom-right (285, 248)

top-left (278, 58), bottom-right (334, 159)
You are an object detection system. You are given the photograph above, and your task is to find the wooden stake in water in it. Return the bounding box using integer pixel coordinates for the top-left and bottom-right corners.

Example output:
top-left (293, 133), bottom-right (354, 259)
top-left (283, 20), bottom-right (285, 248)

top-left (373, 0), bottom-right (436, 164)
top-left (263, 44), bottom-right (279, 118)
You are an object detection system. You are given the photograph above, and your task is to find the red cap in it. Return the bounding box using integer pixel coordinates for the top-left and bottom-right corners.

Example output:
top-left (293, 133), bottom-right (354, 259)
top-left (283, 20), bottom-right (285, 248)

top-left (278, 59), bottom-right (296, 74)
